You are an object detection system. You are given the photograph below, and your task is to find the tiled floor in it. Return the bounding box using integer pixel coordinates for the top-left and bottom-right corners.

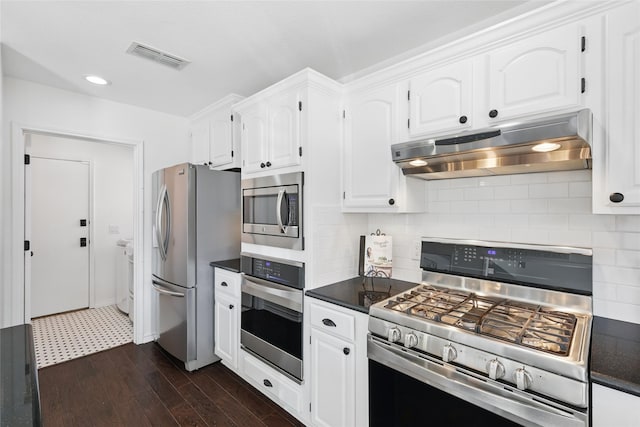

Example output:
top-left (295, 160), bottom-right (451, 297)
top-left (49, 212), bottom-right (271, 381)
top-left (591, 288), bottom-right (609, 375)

top-left (32, 305), bottom-right (132, 368)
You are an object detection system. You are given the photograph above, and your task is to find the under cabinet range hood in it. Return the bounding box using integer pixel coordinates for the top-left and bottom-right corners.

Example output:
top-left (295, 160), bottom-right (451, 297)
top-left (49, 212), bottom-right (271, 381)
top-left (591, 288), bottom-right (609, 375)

top-left (391, 109), bottom-right (592, 180)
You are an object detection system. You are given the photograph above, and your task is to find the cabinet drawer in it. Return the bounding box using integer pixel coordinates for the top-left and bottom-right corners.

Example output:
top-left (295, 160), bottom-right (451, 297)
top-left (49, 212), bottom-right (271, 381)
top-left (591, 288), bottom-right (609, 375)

top-left (310, 302), bottom-right (355, 341)
top-left (241, 351), bottom-right (304, 415)
top-left (214, 268), bottom-right (240, 298)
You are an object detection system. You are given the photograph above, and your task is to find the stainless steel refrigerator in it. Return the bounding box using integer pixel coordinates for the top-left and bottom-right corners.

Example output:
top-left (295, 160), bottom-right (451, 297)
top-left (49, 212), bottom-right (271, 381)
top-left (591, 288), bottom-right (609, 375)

top-left (152, 163), bottom-right (240, 371)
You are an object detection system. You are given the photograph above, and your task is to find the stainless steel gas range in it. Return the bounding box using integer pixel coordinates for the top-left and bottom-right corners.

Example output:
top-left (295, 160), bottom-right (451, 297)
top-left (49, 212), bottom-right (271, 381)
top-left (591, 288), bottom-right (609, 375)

top-left (368, 238), bottom-right (593, 427)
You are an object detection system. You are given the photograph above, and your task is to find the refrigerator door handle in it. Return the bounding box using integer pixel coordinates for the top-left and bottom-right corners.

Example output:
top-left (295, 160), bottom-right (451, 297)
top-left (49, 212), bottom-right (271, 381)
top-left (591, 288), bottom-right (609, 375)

top-left (156, 184), bottom-right (170, 261)
top-left (152, 280), bottom-right (185, 298)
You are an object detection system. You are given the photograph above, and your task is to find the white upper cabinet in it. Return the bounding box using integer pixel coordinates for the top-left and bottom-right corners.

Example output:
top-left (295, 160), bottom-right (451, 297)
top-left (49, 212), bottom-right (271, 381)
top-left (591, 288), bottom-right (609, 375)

top-left (485, 23), bottom-right (583, 122)
top-left (239, 89), bottom-right (302, 174)
top-left (343, 82), bottom-right (425, 212)
top-left (408, 59), bottom-right (474, 137)
top-left (595, 1), bottom-right (640, 212)
top-left (239, 103), bottom-right (269, 173)
top-left (268, 89), bottom-right (302, 171)
top-left (189, 94), bottom-right (244, 169)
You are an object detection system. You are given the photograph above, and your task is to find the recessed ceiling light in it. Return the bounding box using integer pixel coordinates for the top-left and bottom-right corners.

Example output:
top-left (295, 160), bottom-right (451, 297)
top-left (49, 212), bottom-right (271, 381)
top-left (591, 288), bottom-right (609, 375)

top-left (532, 142), bottom-right (561, 152)
top-left (84, 75), bottom-right (110, 86)
top-left (409, 159), bottom-right (428, 167)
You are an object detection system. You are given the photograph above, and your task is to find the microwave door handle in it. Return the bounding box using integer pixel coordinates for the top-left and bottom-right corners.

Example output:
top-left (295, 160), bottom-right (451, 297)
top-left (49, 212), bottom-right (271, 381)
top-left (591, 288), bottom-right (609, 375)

top-left (155, 185), bottom-right (167, 261)
top-left (242, 276), bottom-right (302, 312)
top-left (276, 189), bottom-right (287, 234)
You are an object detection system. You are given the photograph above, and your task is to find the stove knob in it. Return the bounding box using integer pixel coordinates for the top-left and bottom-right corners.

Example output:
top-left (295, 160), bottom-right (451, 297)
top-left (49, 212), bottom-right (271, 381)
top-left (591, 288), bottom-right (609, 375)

top-left (403, 333), bottom-right (418, 349)
top-left (388, 327), bottom-right (401, 343)
top-left (442, 344), bottom-right (457, 363)
top-left (513, 367), bottom-right (533, 390)
top-left (486, 359), bottom-right (505, 380)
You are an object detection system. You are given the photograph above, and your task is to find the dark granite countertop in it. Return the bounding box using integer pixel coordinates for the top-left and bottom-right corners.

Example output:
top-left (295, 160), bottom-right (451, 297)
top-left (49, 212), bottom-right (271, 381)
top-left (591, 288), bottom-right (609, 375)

top-left (0, 324), bottom-right (41, 427)
top-left (209, 258), bottom-right (240, 273)
top-left (306, 276), bottom-right (419, 314)
top-left (591, 316), bottom-right (640, 397)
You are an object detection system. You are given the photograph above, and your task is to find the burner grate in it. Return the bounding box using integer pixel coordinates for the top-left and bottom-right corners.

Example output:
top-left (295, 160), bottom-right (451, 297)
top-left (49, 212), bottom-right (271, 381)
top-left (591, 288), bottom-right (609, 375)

top-left (384, 285), bottom-right (577, 356)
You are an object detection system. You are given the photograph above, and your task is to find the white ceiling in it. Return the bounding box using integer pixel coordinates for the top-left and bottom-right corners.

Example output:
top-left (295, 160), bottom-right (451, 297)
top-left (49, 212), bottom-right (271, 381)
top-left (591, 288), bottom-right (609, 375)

top-left (1, 1), bottom-right (551, 117)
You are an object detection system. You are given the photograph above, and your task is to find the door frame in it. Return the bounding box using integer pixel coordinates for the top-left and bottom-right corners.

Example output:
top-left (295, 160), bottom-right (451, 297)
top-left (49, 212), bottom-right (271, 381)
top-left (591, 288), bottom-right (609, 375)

top-left (11, 122), bottom-right (144, 344)
top-left (28, 155), bottom-right (93, 316)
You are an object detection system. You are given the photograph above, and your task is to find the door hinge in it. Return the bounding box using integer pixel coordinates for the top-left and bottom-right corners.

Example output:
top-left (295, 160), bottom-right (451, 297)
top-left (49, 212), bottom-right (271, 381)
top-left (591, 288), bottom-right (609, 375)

top-left (581, 78), bottom-right (586, 93)
top-left (343, 110), bottom-right (346, 119)
top-left (407, 90), bottom-right (411, 101)
top-left (231, 150), bottom-right (234, 158)
top-left (408, 118), bottom-right (410, 128)
top-left (299, 147), bottom-right (302, 157)
top-left (581, 36), bottom-right (586, 52)
top-left (230, 114), bottom-right (234, 122)
top-left (24, 154), bottom-right (30, 165)
top-left (24, 240), bottom-right (30, 251)
top-left (309, 403), bottom-right (311, 412)
top-left (242, 123), bottom-right (245, 131)
top-left (309, 335), bottom-right (311, 345)
top-left (298, 101), bottom-right (302, 111)
top-left (343, 191), bottom-right (346, 200)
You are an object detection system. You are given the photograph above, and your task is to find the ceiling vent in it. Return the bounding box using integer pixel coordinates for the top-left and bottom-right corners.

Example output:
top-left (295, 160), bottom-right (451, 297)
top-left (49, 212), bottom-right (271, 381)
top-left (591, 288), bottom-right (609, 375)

top-left (126, 42), bottom-right (190, 70)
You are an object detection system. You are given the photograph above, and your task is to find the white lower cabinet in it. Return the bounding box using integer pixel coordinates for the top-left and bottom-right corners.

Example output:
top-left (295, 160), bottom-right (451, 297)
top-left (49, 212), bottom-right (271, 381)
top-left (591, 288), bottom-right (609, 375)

top-left (309, 299), bottom-right (369, 427)
top-left (213, 268), bottom-right (240, 370)
top-left (592, 384), bottom-right (640, 427)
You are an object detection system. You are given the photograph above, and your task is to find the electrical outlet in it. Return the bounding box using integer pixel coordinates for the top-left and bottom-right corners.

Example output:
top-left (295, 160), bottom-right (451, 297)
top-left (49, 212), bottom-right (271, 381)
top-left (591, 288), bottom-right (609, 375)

top-left (412, 240), bottom-right (421, 260)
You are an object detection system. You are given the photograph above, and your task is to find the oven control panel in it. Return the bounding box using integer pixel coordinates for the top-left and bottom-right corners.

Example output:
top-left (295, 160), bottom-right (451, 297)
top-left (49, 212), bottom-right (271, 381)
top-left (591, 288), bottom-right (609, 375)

top-left (241, 254), bottom-right (305, 289)
top-left (420, 240), bottom-right (592, 295)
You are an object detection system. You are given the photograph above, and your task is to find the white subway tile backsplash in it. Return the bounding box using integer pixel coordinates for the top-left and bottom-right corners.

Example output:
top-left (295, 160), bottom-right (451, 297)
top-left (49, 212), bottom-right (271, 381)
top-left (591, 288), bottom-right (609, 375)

top-left (529, 214), bottom-right (569, 229)
top-left (510, 199), bottom-right (548, 213)
top-left (547, 170), bottom-right (591, 183)
top-left (438, 188), bottom-right (464, 201)
top-left (547, 198), bottom-right (592, 214)
top-left (494, 213), bottom-right (529, 228)
top-left (593, 232), bottom-right (640, 250)
top-left (449, 177), bottom-right (479, 189)
top-left (478, 200), bottom-right (511, 213)
top-left (450, 200), bottom-right (479, 212)
top-left (510, 173), bottom-right (548, 184)
top-left (494, 185), bottom-right (529, 200)
top-left (593, 248), bottom-right (616, 266)
top-left (529, 182), bottom-right (569, 199)
top-left (547, 230), bottom-right (592, 247)
top-left (464, 186), bottom-right (494, 200)
top-left (593, 265), bottom-right (640, 287)
top-left (511, 228), bottom-right (550, 244)
top-left (616, 216), bottom-right (640, 232)
top-left (568, 214), bottom-right (616, 231)
top-left (427, 180), bottom-right (451, 191)
top-left (593, 299), bottom-right (640, 324)
top-left (427, 201), bottom-right (451, 213)
top-left (615, 249), bottom-right (640, 268)
top-left (569, 181), bottom-right (592, 197)
top-left (616, 284), bottom-right (640, 305)
top-left (478, 176), bottom-right (511, 187)
top-left (593, 281), bottom-right (618, 300)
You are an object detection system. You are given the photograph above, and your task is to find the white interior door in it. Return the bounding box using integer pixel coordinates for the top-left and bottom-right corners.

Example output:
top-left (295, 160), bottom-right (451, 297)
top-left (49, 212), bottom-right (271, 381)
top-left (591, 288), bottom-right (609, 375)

top-left (31, 157), bottom-right (90, 318)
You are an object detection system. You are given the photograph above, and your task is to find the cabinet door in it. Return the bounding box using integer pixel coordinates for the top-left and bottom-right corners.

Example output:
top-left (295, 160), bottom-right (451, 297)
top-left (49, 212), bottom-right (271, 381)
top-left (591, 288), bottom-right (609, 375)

top-left (592, 384), bottom-right (640, 427)
top-left (409, 60), bottom-right (473, 137)
top-left (486, 24), bottom-right (582, 121)
top-left (241, 104), bottom-right (268, 174)
top-left (209, 110), bottom-right (234, 168)
top-left (190, 119), bottom-right (210, 166)
top-left (602, 3), bottom-right (640, 208)
top-left (268, 90), bottom-right (301, 170)
top-left (343, 84), bottom-right (401, 209)
top-left (214, 292), bottom-right (237, 369)
top-left (311, 329), bottom-right (355, 427)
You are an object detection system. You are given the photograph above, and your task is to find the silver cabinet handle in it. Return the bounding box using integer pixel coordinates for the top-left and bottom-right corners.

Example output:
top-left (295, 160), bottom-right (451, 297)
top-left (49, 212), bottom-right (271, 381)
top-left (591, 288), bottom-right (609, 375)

top-left (151, 281), bottom-right (184, 298)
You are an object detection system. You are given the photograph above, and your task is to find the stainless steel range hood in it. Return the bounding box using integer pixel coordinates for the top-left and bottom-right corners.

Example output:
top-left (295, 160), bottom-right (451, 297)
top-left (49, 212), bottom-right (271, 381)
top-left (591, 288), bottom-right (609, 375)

top-left (391, 109), bottom-right (592, 180)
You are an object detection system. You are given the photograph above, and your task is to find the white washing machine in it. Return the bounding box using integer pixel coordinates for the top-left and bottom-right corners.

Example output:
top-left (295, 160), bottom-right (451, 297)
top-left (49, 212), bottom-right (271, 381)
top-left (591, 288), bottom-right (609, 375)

top-left (116, 238), bottom-right (132, 316)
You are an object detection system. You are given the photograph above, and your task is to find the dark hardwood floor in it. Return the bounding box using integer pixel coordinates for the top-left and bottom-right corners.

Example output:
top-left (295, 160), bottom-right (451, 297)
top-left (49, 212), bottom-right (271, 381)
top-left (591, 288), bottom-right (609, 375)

top-left (37, 342), bottom-right (305, 427)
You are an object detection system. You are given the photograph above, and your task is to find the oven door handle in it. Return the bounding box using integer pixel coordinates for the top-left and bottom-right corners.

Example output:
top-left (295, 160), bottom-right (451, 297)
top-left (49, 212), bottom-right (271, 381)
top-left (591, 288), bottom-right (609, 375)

top-left (242, 275), bottom-right (302, 313)
top-left (367, 335), bottom-right (587, 427)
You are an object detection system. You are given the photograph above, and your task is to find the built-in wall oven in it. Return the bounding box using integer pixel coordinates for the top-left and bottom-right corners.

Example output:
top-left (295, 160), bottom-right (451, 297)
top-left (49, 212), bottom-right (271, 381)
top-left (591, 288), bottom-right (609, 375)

top-left (368, 238), bottom-right (593, 427)
top-left (241, 172), bottom-right (303, 250)
top-left (240, 253), bottom-right (305, 382)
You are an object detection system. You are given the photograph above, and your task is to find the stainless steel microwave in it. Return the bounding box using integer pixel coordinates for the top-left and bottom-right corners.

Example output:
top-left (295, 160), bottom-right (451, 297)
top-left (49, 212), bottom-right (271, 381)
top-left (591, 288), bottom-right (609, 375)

top-left (241, 172), bottom-right (303, 250)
